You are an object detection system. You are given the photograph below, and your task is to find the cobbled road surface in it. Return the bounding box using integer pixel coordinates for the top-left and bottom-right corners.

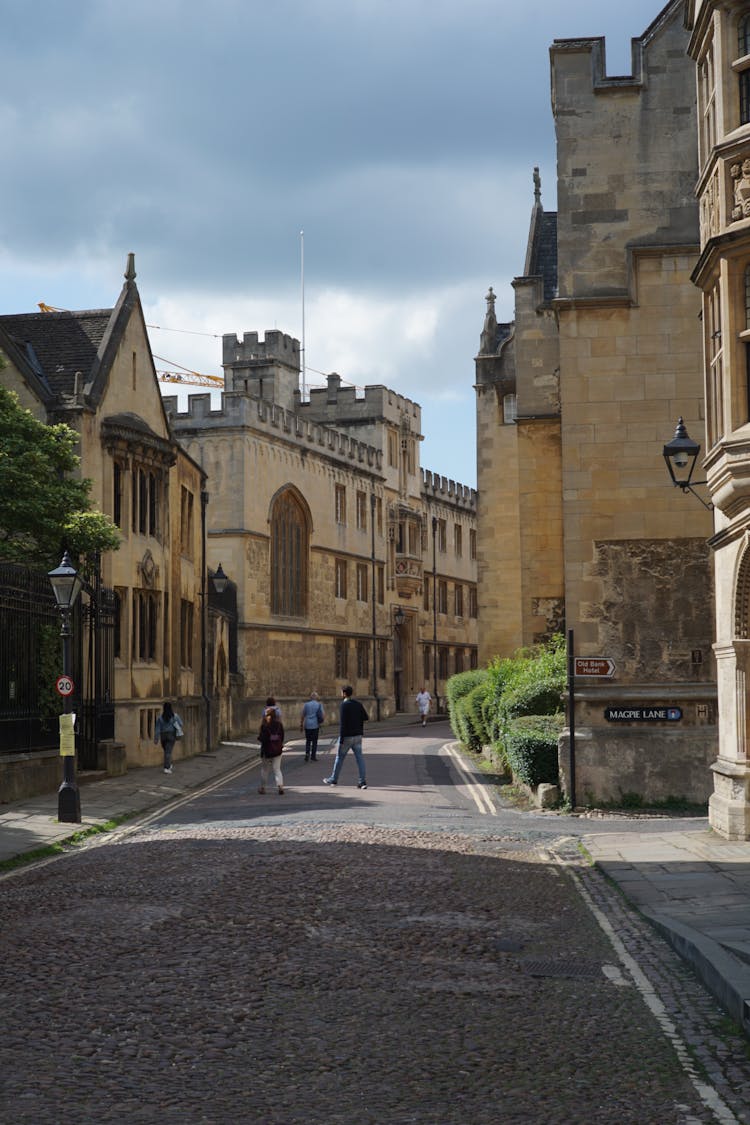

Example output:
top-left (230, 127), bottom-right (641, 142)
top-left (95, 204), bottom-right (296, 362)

top-left (3, 722), bottom-right (750, 1124)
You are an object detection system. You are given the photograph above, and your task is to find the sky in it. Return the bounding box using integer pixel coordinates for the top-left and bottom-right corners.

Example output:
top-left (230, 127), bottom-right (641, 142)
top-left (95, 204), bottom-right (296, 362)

top-left (2, 0), bottom-right (668, 487)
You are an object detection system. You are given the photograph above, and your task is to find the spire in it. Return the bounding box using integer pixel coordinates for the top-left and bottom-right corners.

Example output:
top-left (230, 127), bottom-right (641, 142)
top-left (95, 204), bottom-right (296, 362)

top-left (125, 252), bottom-right (136, 283)
top-left (479, 287), bottom-right (498, 355)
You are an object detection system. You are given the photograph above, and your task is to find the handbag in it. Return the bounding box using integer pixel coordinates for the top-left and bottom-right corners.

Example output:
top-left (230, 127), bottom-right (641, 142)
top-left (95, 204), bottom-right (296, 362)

top-left (173, 715), bottom-right (184, 739)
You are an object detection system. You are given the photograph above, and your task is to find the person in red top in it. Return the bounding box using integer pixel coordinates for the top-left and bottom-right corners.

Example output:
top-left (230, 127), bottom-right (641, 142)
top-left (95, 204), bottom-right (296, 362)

top-left (258, 707), bottom-right (285, 795)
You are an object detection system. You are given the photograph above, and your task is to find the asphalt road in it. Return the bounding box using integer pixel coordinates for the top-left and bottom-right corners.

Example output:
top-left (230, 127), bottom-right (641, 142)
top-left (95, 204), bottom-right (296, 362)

top-left (3, 721), bottom-right (749, 1124)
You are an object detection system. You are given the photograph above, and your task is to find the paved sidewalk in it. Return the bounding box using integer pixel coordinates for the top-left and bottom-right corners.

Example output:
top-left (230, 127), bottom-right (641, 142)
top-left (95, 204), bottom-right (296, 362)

top-left (583, 828), bottom-right (750, 1036)
top-left (0, 738), bottom-right (260, 865)
top-left (4, 731), bottom-right (750, 1041)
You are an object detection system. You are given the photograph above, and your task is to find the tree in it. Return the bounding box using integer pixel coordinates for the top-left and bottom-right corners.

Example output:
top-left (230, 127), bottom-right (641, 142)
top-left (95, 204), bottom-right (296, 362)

top-left (0, 384), bottom-right (120, 567)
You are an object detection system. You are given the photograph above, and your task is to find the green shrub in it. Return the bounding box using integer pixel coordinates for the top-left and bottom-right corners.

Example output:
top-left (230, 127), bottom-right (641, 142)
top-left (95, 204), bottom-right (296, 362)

top-left (462, 681), bottom-right (490, 750)
top-left (446, 670), bottom-right (489, 748)
top-left (505, 714), bottom-right (564, 787)
top-left (447, 636), bottom-right (566, 781)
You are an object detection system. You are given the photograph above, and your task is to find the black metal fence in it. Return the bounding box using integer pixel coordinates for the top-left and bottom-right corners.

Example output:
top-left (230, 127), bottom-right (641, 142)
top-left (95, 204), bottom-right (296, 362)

top-left (0, 564), bottom-right (60, 754)
top-left (74, 583), bottom-right (116, 770)
top-left (0, 563), bottom-right (116, 767)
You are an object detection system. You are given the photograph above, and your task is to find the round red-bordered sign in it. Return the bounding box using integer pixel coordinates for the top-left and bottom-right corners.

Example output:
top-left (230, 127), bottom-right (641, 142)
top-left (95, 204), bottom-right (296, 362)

top-left (55, 675), bottom-right (75, 697)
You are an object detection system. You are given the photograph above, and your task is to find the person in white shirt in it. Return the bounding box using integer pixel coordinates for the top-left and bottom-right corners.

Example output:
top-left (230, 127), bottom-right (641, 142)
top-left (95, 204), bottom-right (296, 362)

top-left (415, 688), bottom-right (432, 727)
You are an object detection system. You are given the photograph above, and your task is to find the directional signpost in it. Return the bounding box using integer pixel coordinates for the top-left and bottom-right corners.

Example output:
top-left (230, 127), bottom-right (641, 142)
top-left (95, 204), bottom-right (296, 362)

top-left (567, 633), bottom-right (617, 809)
top-left (573, 657), bottom-right (615, 678)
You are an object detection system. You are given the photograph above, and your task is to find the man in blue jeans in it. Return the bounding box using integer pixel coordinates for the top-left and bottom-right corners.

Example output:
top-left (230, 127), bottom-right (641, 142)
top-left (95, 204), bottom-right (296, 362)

top-left (324, 685), bottom-right (369, 789)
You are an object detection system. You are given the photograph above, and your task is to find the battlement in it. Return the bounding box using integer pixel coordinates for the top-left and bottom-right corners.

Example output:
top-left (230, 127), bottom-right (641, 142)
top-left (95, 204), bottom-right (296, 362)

top-left (302, 372), bottom-right (421, 430)
top-left (222, 330), bottom-right (300, 369)
top-left (421, 468), bottom-right (477, 510)
top-left (550, 3), bottom-right (680, 95)
top-left (164, 389), bottom-right (383, 473)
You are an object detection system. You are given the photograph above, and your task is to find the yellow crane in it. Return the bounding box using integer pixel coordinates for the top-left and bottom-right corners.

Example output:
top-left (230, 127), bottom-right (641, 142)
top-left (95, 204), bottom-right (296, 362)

top-left (39, 304), bottom-right (225, 388)
top-left (156, 370), bottom-right (224, 388)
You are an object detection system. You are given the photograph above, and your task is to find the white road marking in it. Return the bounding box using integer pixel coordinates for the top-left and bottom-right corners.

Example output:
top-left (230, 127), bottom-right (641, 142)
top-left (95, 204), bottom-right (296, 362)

top-left (551, 845), bottom-right (741, 1125)
top-left (441, 744), bottom-right (496, 816)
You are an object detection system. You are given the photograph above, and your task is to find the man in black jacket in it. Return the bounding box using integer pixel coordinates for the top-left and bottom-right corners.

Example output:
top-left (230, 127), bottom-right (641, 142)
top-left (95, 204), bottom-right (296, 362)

top-left (323, 685), bottom-right (369, 789)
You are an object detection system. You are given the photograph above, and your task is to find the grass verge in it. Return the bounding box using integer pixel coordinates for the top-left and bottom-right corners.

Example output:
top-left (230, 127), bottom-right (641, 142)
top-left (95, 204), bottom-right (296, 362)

top-left (0, 815), bottom-right (132, 874)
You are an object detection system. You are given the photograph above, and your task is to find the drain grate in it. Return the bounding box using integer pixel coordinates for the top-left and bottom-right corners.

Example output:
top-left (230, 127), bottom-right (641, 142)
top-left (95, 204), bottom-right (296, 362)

top-left (492, 938), bottom-right (526, 953)
top-left (520, 958), bottom-right (602, 980)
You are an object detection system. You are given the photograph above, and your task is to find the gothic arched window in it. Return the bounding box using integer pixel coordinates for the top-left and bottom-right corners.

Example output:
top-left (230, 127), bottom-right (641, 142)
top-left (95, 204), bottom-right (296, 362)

top-left (271, 489), bottom-right (309, 617)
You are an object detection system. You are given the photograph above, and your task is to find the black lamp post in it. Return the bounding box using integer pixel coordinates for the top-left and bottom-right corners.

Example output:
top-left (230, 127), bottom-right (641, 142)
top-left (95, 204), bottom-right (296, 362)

top-left (663, 417), bottom-right (713, 510)
top-left (212, 562), bottom-right (229, 594)
top-left (393, 606), bottom-right (405, 712)
top-left (48, 550), bottom-right (83, 823)
top-left (431, 515), bottom-right (438, 713)
top-left (370, 493), bottom-right (381, 720)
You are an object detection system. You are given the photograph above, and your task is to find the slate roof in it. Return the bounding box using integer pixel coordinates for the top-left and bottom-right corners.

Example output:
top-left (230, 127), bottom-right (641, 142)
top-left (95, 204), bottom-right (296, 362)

top-left (527, 211), bottom-right (558, 303)
top-left (0, 309), bottom-right (112, 397)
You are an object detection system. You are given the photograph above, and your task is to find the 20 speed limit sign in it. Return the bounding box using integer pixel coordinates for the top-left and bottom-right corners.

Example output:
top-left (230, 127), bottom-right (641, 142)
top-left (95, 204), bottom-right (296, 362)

top-left (55, 675), bottom-right (75, 697)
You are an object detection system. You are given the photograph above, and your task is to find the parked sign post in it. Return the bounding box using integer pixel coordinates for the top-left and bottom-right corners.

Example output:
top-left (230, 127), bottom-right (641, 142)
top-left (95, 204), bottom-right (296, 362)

top-left (567, 630), bottom-right (576, 809)
top-left (567, 634), bottom-right (616, 809)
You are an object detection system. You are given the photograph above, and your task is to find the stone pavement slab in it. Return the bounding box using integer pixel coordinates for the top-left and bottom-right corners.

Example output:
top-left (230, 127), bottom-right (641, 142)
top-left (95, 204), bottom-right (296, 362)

top-left (0, 740), bottom-right (259, 863)
top-left (584, 827), bottom-right (750, 1037)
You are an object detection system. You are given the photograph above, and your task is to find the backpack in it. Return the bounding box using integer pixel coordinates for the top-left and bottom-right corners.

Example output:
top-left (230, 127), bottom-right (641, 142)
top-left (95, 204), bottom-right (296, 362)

top-left (268, 729), bottom-right (283, 756)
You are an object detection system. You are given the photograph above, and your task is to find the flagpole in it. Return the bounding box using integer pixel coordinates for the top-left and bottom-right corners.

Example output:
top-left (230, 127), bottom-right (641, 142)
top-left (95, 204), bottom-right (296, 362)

top-left (300, 229), bottom-right (306, 401)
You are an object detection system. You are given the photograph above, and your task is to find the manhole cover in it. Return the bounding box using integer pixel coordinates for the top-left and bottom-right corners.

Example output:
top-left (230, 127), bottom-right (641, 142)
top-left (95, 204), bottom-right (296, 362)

top-left (521, 958), bottom-right (602, 980)
top-left (492, 938), bottom-right (525, 953)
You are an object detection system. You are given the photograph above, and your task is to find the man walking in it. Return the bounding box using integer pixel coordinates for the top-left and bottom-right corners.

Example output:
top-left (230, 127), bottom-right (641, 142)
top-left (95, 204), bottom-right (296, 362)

top-left (415, 687), bottom-right (432, 727)
top-left (300, 690), bottom-right (325, 761)
top-left (323, 685), bottom-right (369, 789)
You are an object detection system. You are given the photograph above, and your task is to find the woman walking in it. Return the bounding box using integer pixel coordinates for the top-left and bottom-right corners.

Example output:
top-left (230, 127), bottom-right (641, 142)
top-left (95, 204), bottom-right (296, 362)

top-left (258, 706), bottom-right (285, 795)
top-left (154, 701), bottom-right (183, 774)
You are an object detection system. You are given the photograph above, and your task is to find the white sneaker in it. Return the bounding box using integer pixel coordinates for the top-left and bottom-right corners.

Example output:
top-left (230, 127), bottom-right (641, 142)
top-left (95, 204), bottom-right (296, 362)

top-left (164, 767), bottom-right (172, 774)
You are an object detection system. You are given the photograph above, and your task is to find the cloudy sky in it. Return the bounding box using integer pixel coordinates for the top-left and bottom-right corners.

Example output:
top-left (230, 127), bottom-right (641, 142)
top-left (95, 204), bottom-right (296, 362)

top-left (3, 0), bottom-right (667, 486)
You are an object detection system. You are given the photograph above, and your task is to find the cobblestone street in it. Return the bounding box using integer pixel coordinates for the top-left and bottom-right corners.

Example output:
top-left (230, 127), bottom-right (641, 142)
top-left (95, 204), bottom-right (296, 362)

top-left (4, 814), bottom-right (750, 1124)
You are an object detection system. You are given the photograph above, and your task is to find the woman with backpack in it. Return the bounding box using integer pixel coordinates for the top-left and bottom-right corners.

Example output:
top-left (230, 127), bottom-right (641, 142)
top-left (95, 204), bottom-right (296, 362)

top-left (154, 701), bottom-right (183, 774)
top-left (258, 706), bottom-right (285, 795)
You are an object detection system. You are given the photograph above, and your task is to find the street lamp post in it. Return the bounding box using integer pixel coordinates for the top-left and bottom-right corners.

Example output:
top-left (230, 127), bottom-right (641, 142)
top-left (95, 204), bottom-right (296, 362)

top-left (48, 550), bottom-right (83, 824)
top-left (370, 492), bottom-right (381, 720)
top-left (662, 417), bottom-right (713, 511)
top-left (394, 605), bottom-right (406, 712)
top-left (431, 516), bottom-right (438, 713)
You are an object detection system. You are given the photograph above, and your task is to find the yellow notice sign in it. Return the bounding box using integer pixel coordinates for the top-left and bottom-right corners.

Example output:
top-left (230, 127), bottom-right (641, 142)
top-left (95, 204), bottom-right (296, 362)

top-left (59, 712), bottom-right (76, 757)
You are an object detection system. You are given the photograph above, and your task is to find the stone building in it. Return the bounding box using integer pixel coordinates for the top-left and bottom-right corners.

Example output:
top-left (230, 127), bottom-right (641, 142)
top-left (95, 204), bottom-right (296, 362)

top-left (684, 1), bottom-right (750, 837)
top-left (167, 330), bottom-right (478, 729)
top-left (476, 1), bottom-right (716, 805)
top-left (475, 171), bottom-right (563, 659)
top-left (0, 257), bottom-right (210, 796)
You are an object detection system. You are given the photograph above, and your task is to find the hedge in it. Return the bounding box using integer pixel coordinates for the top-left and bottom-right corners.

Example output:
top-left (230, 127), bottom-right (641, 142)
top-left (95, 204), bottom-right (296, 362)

top-left (505, 714), bottom-right (564, 788)
top-left (445, 670), bottom-right (489, 750)
top-left (447, 636), bottom-right (566, 787)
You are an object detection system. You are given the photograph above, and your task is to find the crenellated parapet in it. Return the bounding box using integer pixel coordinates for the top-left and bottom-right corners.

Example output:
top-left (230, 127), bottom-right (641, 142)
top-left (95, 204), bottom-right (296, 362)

top-left (223, 330), bottom-right (300, 370)
top-left (302, 372), bottom-right (421, 431)
top-left (421, 468), bottom-right (477, 510)
top-left (164, 388), bottom-right (383, 472)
